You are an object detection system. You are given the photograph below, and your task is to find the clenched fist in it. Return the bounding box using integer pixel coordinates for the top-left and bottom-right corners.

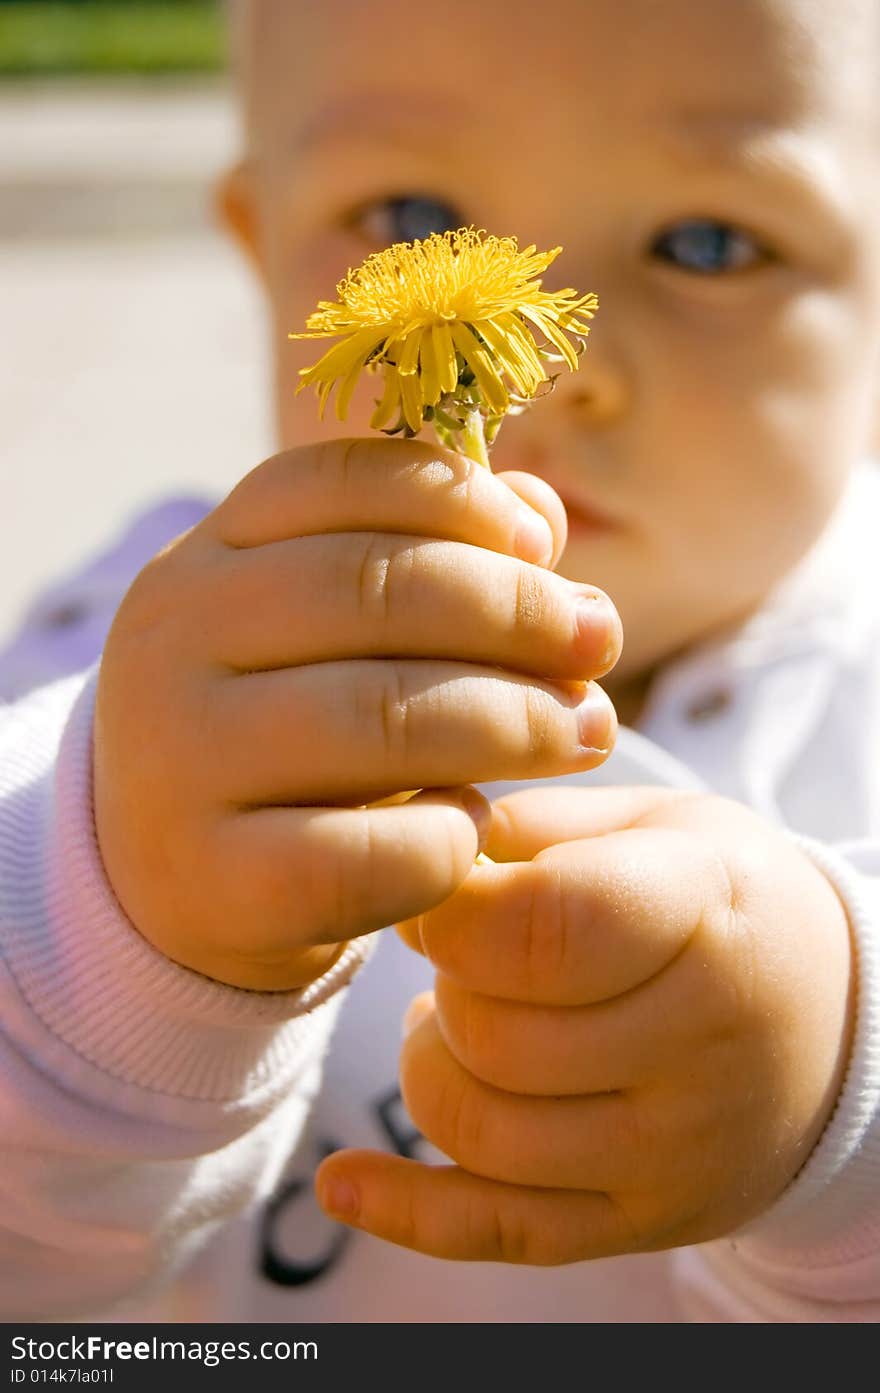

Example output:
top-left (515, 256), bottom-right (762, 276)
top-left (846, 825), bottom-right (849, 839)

top-left (316, 786), bottom-right (854, 1260)
top-left (93, 439), bottom-right (621, 990)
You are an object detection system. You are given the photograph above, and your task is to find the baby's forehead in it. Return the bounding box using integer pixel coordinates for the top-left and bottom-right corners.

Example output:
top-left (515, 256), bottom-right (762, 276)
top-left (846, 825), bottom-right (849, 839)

top-left (235, 0), bottom-right (879, 154)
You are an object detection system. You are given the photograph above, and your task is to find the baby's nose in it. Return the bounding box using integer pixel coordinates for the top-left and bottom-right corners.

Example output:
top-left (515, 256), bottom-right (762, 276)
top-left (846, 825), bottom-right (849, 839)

top-left (550, 319), bottom-right (629, 425)
top-left (556, 354), bottom-right (629, 424)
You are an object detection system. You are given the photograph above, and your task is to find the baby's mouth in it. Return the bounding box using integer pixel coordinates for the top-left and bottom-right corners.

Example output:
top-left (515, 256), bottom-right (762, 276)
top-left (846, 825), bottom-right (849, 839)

top-left (503, 444), bottom-right (621, 537)
top-left (529, 475), bottom-right (620, 537)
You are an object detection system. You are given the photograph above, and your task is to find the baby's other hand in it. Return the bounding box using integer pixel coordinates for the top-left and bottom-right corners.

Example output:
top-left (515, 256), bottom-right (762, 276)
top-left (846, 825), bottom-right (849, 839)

top-left (316, 787), bottom-right (854, 1262)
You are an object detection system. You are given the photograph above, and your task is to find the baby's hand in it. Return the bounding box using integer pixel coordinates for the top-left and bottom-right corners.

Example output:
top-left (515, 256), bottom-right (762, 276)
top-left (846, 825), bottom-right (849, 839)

top-left (93, 440), bottom-right (620, 990)
top-left (316, 786), bottom-right (854, 1260)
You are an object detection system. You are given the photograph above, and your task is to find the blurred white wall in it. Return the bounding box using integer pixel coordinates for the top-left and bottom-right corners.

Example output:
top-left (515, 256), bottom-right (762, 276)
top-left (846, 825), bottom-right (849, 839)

top-left (0, 80), bottom-right (273, 643)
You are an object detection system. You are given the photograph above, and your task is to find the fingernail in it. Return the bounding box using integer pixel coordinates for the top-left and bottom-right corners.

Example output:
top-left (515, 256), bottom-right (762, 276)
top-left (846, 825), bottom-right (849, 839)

top-left (459, 786), bottom-right (491, 853)
top-left (577, 689), bottom-right (615, 753)
top-left (515, 506), bottom-right (555, 567)
top-left (319, 1173), bottom-right (359, 1220)
top-left (575, 592), bottom-right (622, 670)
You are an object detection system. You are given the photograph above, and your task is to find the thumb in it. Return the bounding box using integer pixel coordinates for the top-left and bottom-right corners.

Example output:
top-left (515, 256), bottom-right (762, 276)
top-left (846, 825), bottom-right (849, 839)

top-left (486, 784), bottom-right (696, 861)
top-left (495, 470), bottom-right (568, 569)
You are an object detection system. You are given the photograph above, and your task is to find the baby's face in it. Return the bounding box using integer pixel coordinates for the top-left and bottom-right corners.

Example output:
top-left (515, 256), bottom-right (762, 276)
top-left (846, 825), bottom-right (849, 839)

top-left (226, 0), bottom-right (880, 689)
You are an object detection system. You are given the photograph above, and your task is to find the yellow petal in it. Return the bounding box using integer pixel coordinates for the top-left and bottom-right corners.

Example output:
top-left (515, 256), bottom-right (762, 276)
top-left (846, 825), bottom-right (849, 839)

top-left (317, 374), bottom-right (336, 420)
top-left (335, 353), bottom-right (369, 422)
top-left (451, 322), bottom-right (510, 415)
top-left (396, 329), bottom-right (422, 376)
top-left (298, 326), bottom-right (387, 389)
top-left (473, 318), bottom-right (536, 397)
top-left (496, 312), bottom-right (547, 388)
top-left (400, 371), bottom-right (425, 434)
top-left (370, 369), bottom-right (402, 430)
top-left (432, 322), bottom-right (458, 395)
top-left (566, 291), bottom-right (599, 319)
top-left (517, 305), bottom-right (579, 370)
top-left (419, 330), bottom-right (442, 407)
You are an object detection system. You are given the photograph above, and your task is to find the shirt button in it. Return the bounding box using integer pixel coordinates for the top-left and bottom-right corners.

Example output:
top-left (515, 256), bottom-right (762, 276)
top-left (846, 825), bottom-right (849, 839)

top-left (42, 601), bottom-right (89, 629)
top-left (684, 687), bottom-right (733, 722)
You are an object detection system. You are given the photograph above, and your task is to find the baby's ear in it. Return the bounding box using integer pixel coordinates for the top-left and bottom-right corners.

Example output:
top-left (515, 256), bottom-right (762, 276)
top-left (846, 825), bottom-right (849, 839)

top-left (214, 160), bottom-right (264, 278)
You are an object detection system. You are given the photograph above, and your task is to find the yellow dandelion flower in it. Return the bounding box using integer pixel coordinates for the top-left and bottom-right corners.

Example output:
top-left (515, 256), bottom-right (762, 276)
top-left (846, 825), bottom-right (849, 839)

top-left (290, 227), bottom-right (597, 467)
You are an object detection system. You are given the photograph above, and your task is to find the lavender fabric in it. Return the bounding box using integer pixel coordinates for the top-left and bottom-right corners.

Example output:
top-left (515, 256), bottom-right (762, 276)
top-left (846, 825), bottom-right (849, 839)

top-left (0, 497), bottom-right (213, 704)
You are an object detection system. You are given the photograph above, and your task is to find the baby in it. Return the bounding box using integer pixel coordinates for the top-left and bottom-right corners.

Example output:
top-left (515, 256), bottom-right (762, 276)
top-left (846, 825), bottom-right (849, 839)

top-left (0, 0), bottom-right (878, 1323)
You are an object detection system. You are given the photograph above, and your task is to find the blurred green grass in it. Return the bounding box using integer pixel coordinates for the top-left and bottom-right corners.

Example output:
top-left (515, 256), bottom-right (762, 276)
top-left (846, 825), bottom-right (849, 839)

top-left (0, 2), bottom-right (225, 76)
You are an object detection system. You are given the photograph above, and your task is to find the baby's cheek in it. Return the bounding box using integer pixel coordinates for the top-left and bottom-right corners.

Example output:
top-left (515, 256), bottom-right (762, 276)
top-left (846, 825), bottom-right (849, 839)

top-left (273, 302), bottom-right (383, 451)
top-left (276, 380), bottom-right (378, 452)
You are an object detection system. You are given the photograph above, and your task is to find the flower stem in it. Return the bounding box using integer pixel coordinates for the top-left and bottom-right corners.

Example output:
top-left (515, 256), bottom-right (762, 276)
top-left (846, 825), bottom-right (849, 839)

top-left (460, 408), bottom-right (492, 470)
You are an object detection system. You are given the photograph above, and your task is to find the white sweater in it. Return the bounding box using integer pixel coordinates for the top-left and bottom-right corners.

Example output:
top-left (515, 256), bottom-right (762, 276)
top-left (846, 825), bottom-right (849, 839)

top-left (1, 470), bottom-right (879, 1324)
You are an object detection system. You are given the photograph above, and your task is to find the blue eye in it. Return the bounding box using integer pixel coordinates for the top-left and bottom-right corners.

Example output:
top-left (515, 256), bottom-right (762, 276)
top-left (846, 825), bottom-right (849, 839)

top-left (356, 196), bottom-right (462, 247)
top-left (651, 219), bottom-right (765, 274)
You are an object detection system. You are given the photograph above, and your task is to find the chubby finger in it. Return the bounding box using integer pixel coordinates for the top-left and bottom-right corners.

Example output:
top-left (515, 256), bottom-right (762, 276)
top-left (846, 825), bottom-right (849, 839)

top-left (196, 533), bottom-right (620, 682)
top-left (485, 785), bottom-right (699, 861)
top-left (494, 469), bottom-right (569, 568)
top-left (315, 1152), bottom-right (635, 1265)
top-left (212, 662), bottom-right (616, 806)
top-left (207, 437), bottom-right (557, 567)
top-left (432, 973), bottom-right (668, 1095)
top-left (398, 1012), bottom-right (648, 1190)
top-left (202, 788), bottom-right (490, 968)
top-left (411, 829), bottom-right (725, 1004)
